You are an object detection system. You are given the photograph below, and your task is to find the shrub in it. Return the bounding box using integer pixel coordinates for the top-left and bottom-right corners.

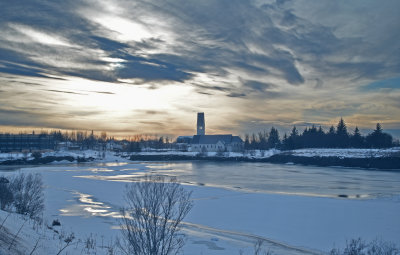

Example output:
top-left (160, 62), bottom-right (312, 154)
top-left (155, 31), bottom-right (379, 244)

top-left (52, 219), bottom-right (61, 226)
top-left (9, 173), bottom-right (44, 220)
top-left (0, 177), bottom-right (13, 210)
top-left (31, 151), bottom-right (42, 160)
top-left (330, 238), bottom-right (399, 255)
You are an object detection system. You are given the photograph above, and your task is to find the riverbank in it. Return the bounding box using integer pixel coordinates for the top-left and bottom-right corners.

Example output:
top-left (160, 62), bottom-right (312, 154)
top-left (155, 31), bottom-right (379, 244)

top-left (0, 155), bottom-right (93, 165)
top-left (1, 148), bottom-right (399, 170)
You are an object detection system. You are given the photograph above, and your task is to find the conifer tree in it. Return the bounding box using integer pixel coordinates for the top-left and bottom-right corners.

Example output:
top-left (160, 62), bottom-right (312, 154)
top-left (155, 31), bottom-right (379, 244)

top-left (267, 127), bottom-right (280, 148)
top-left (366, 123), bottom-right (393, 148)
top-left (290, 126), bottom-right (299, 137)
top-left (350, 126), bottom-right (364, 148)
top-left (287, 126), bottom-right (300, 149)
top-left (282, 133), bottom-right (288, 149)
top-left (326, 125), bottom-right (336, 147)
top-left (336, 118), bottom-right (349, 147)
top-left (244, 134), bottom-right (250, 150)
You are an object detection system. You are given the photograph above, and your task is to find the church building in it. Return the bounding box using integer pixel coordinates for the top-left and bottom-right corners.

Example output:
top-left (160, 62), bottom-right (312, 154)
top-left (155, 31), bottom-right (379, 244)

top-left (189, 113), bottom-right (243, 152)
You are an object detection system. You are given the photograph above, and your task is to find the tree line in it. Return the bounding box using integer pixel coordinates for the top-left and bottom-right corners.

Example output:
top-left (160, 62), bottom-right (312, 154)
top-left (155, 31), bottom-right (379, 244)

top-left (0, 130), bottom-right (174, 152)
top-left (244, 119), bottom-right (396, 150)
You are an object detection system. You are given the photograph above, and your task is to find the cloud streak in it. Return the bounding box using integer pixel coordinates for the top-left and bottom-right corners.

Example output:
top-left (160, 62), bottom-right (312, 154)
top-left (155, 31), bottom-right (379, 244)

top-left (0, 0), bottom-right (399, 137)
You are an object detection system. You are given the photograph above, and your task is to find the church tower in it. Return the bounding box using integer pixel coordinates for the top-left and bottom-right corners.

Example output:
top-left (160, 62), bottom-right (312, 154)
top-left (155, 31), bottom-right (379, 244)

top-left (197, 112), bottom-right (205, 135)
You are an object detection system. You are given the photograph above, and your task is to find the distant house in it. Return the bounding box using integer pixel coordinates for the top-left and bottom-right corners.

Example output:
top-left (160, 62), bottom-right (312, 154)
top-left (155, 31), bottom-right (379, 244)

top-left (176, 136), bottom-right (193, 144)
top-left (191, 134), bottom-right (243, 152)
top-left (106, 140), bottom-right (123, 151)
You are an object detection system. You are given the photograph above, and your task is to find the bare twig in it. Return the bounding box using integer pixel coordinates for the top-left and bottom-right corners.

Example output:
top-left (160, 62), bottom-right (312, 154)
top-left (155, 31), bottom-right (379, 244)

top-left (56, 232), bottom-right (75, 255)
top-left (0, 211), bottom-right (11, 231)
top-left (56, 241), bottom-right (78, 255)
top-left (29, 236), bottom-right (42, 255)
top-left (8, 217), bottom-right (28, 250)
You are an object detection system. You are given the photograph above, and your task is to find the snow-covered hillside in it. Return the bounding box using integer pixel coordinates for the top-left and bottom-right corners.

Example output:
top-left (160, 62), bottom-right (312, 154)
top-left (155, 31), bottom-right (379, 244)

top-left (0, 210), bottom-right (115, 255)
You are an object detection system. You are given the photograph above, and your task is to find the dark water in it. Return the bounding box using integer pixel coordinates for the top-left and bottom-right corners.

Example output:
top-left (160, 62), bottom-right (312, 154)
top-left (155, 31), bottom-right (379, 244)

top-left (143, 161), bottom-right (400, 199)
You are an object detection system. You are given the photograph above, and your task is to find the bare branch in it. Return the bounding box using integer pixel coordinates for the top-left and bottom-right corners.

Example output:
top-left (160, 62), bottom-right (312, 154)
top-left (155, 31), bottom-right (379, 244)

top-left (119, 175), bottom-right (193, 255)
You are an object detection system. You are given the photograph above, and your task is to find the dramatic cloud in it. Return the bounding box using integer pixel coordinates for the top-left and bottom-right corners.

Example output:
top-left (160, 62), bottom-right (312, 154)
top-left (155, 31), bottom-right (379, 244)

top-left (0, 0), bottom-right (399, 137)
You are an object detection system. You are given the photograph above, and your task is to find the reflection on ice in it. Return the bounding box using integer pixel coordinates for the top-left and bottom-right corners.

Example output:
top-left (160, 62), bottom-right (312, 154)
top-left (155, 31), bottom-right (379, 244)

top-left (60, 191), bottom-right (121, 218)
top-left (87, 168), bottom-right (115, 173)
top-left (73, 173), bottom-right (147, 182)
top-left (43, 160), bottom-right (400, 201)
top-left (66, 161), bottom-right (400, 200)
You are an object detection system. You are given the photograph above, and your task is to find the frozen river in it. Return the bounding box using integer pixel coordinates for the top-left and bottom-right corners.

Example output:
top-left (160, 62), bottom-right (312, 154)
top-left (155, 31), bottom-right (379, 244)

top-left (142, 161), bottom-right (400, 199)
top-left (1, 160), bottom-right (400, 254)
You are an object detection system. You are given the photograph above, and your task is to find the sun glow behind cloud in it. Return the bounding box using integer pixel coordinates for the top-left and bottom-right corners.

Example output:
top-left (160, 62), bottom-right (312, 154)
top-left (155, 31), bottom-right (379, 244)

top-left (0, 0), bottom-right (399, 138)
top-left (88, 15), bottom-right (152, 42)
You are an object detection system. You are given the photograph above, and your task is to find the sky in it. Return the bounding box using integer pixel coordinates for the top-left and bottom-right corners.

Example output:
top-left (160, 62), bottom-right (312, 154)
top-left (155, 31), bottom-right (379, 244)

top-left (0, 0), bottom-right (399, 139)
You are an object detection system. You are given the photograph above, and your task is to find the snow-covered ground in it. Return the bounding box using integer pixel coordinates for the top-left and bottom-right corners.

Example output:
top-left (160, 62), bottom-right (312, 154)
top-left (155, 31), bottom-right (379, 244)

top-left (0, 150), bottom-right (124, 163)
top-left (1, 160), bottom-right (399, 254)
top-left (1, 147), bottom-right (400, 164)
top-left (0, 209), bottom-right (111, 255)
top-left (121, 147), bottom-right (400, 159)
top-left (287, 147), bottom-right (400, 158)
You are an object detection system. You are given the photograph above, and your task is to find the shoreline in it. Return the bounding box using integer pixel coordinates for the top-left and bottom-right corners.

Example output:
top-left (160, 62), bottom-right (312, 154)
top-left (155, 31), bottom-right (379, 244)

top-left (128, 154), bottom-right (400, 170)
top-left (1, 152), bottom-right (399, 170)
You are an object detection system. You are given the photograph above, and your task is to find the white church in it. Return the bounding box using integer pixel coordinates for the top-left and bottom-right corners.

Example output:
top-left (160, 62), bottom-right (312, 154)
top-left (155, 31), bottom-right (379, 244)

top-left (177, 113), bottom-right (244, 152)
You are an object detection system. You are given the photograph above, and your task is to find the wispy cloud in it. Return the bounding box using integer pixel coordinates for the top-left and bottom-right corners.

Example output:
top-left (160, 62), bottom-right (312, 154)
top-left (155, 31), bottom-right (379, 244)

top-left (1, 0), bottom-right (399, 137)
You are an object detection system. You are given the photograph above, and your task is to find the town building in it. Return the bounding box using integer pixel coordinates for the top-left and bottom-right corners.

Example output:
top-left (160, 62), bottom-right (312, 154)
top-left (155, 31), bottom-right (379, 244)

top-left (191, 134), bottom-right (243, 152)
top-left (0, 133), bottom-right (55, 152)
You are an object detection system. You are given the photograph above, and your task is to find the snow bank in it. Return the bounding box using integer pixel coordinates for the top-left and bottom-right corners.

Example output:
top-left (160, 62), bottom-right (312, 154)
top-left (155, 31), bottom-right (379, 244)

top-left (288, 147), bottom-right (400, 158)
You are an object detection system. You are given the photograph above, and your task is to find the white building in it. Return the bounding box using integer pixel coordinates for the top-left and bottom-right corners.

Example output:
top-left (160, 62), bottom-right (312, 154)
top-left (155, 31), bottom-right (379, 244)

top-left (191, 134), bottom-right (243, 152)
top-left (189, 113), bottom-right (244, 152)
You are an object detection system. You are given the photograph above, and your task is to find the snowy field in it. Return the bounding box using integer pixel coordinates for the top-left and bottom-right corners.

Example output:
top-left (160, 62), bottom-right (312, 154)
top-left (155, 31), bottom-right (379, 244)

top-left (1, 160), bottom-right (400, 254)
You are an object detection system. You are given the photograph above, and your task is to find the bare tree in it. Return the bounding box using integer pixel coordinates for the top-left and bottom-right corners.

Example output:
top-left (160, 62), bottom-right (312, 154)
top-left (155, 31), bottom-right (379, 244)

top-left (119, 175), bottom-right (193, 255)
top-left (330, 238), bottom-right (399, 255)
top-left (254, 239), bottom-right (273, 255)
top-left (9, 173), bottom-right (44, 220)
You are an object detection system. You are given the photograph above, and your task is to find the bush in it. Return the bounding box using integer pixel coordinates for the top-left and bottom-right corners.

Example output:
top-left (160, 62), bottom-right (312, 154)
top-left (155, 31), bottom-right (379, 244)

top-left (31, 151), bottom-right (42, 160)
top-left (52, 219), bottom-right (61, 226)
top-left (9, 173), bottom-right (44, 220)
top-left (0, 177), bottom-right (13, 210)
top-left (330, 238), bottom-right (399, 255)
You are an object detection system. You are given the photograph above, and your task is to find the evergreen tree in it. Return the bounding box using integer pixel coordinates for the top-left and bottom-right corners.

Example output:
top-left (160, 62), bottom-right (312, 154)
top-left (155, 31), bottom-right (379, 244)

top-left (316, 126), bottom-right (325, 147)
top-left (285, 126), bottom-right (300, 149)
top-left (244, 134), bottom-right (250, 150)
top-left (366, 123), bottom-right (393, 148)
top-left (328, 126), bottom-right (335, 135)
top-left (350, 126), bottom-right (364, 148)
top-left (336, 118), bottom-right (349, 147)
top-left (326, 125), bottom-right (336, 147)
top-left (258, 131), bottom-right (268, 150)
top-left (282, 133), bottom-right (289, 149)
top-left (250, 133), bottom-right (257, 150)
top-left (267, 127), bottom-right (280, 148)
top-left (302, 125), bottom-right (319, 148)
top-left (290, 126), bottom-right (299, 137)
top-left (336, 118), bottom-right (348, 136)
